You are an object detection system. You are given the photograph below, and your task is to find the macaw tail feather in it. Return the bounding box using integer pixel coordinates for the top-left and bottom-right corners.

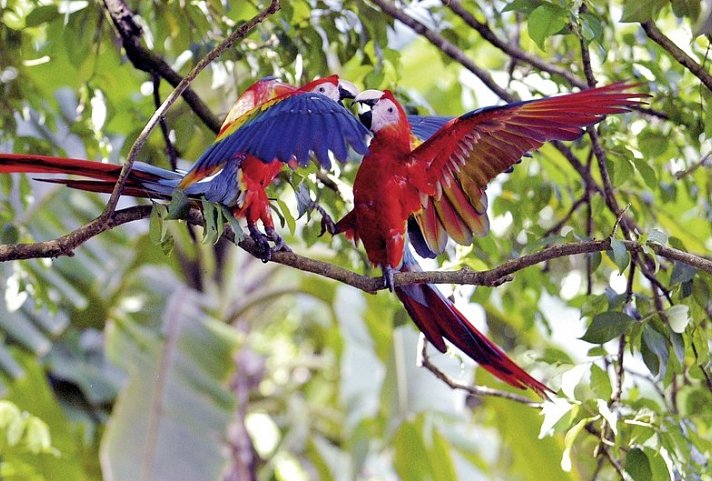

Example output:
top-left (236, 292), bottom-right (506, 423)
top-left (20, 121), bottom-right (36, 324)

top-left (0, 153), bottom-right (182, 198)
top-left (0, 153), bottom-right (123, 179)
top-left (394, 250), bottom-right (551, 395)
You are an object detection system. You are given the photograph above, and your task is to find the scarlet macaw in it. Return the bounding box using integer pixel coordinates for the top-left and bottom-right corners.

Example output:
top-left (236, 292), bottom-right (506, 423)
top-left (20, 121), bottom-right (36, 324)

top-left (326, 83), bottom-right (647, 394)
top-left (0, 75), bottom-right (370, 256)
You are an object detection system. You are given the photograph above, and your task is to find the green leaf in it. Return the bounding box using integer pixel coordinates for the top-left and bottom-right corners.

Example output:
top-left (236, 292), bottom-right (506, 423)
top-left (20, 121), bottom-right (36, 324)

top-left (220, 205), bottom-right (244, 244)
top-left (647, 228), bottom-right (668, 245)
top-left (641, 326), bottom-right (669, 377)
top-left (620, 0), bottom-right (667, 22)
top-left (273, 198), bottom-right (296, 235)
top-left (590, 363), bottom-right (613, 399)
top-left (631, 155), bottom-right (659, 190)
top-left (671, 0), bottom-right (701, 20)
top-left (102, 291), bottom-right (242, 481)
top-left (666, 305), bottom-right (690, 333)
top-left (625, 447), bottom-right (652, 481)
top-left (670, 262), bottom-right (696, 284)
top-left (166, 189), bottom-right (191, 220)
top-left (609, 238), bottom-right (630, 273)
top-left (149, 204), bottom-right (166, 245)
top-left (527, 4), bottom-right (569, 49)
top-left (502, 0), bottom-right (543, 14)
top-left (201, 199), bottom-right (222, 244)
top-left (581, 311), bottom-right (636, 344)
top-left (25, 5), bottom-right (60, 27)
top-left (561, 418), bottom-right (587, 471)
top-left (580, 12), bottom-right (603, 43)
top-left (393, 419), bottom-right (431, 481)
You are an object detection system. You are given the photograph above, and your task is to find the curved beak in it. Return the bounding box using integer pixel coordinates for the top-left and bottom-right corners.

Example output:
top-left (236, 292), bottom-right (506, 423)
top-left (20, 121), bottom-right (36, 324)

top-left (353, 89), bottom-right (384, 130)
top-left (338, 79), bottom-right (360, 100)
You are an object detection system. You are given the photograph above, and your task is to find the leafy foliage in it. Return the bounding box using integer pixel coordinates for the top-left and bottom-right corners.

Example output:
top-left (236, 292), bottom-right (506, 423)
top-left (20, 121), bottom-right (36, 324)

top-left (1, 1), bottom-right (711, 480)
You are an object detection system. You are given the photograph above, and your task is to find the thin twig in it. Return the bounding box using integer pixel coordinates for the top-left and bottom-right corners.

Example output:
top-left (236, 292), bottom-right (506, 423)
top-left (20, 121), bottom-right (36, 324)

top-left (642, 21), bottom-right (712, 93)
top-left (446, 0), bottom-right (587, 88)
top-left (418, 337), bottom-right (543, 406)
top-left (100, 0), bottom-right (281, 219)
top-left (371, 0), bottom-right (514, 102)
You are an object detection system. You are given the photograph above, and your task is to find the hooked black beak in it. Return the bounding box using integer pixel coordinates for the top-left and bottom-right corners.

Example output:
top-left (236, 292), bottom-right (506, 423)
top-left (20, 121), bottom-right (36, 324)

top-left (353, 89), bottom-right (383, 130)
top-left (337, 79), bottom-right (359, 106)
top-left (359, 110), bottom-right (372, 129)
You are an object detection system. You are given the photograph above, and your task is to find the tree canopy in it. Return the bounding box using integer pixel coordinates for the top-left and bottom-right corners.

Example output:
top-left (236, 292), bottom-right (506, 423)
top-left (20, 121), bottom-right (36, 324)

top-left (0, 1), bottom-right (711, 480)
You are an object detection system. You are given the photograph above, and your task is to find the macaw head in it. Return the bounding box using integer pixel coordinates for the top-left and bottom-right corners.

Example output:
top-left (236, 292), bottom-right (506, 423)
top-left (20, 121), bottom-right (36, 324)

top-left (301, 75), bottom-right (360, 103)
top-left (353, 89), bottom-right (407, 134)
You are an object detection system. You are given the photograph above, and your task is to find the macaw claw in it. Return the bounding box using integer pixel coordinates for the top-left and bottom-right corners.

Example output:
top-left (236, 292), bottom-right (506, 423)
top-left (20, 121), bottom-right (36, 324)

top-left (382, 265), bottom-right (396, 292)
top-left (265, 226), bottom-right (292, 254)
top-left (248, 224), bottom-right (291, 262)
top-left (315, 204), bottom-right (337, 237)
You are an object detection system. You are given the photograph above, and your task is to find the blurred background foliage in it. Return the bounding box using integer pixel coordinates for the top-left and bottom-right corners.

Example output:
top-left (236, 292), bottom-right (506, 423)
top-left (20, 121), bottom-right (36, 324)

top-left (0, 0), bottom-right (711, 480)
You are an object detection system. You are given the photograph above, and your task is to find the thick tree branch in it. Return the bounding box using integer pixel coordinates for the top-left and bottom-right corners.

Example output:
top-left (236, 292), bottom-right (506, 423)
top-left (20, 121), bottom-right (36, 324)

top-left (642, 21), bottom-right (712, 93)
top-left (4, 209), bottom-right (709, 292)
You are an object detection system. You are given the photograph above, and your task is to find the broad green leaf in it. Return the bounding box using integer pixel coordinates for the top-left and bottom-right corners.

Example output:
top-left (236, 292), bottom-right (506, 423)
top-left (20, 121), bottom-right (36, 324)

top-left (620, 0), bottom-right (667, 22)
top-left (580, 12), bottom-right (603, 43)
top-left (528, 4), bottom-right (569, 49)
top-left (632, 156), bottom-right (659, 190)
top-left (166, 189), bottom-right (191, 220)
top-left (102, 289), bottom-right (242, 481)
top-left (561, 418), bottom-right (587, 472)
top-left (393, 419), bottom-right (431, 481)
top-left (609, 238), bottom-right (630, 273)
top-left (671, 0), bottom-right (701, 20)
top-left (590, 363), bottom-right (613, 399)
top-left (503, 0), bottom-right (543, 14)
top-left (581, 312), bottom-right (636, 344)
top-left (625, 447), bottom-right (652, 481)
top-left (647, 228), bottom-right (668, 245)
top-left (274, 198), bottom-right (296, 235)
top-left (641, 326), bottom-right (669, 377)
top-left (666, 305), bottom-right (690, 333)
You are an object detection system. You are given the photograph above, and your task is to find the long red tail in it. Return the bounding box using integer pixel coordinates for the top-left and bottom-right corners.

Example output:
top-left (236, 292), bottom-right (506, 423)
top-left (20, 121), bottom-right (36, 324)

top-left (395, 250), bottom-right (551, 395)
top-left (0, 153), bottom-right (179, 198)
top-left (0, 153), bottom-right (125, 179)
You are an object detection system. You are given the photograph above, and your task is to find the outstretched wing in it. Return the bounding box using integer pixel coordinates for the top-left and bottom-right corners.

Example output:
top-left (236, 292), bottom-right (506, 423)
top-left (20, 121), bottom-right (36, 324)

top-left (408, 82), bottom-right (647, 256)
top-left (183, 92), bottom-right (370, 187)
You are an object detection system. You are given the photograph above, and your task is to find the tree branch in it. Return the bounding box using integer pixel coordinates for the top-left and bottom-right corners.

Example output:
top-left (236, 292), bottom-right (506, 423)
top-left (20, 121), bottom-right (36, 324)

top-left (102, 0), bottom-right (222, 133)
top-left (99, 0), bottom-right (280, 221)
top-left (371, 0), bottom-right (514, 102)
top-left (4, 209), bottom-right (709, 292)
top-left (642, 20), bottom-right (712, 93)
top-left (446, 0), bottom-right (588, 88)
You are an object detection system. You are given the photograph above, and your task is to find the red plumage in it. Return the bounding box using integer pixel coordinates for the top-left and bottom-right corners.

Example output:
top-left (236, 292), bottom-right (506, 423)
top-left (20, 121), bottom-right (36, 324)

top-left (337, 82), bottom-right (649, 394)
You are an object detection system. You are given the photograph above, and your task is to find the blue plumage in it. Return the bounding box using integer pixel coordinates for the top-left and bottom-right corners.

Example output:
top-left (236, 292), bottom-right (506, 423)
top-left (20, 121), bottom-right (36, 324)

top-left (190, 92), bottom-right (371, 173)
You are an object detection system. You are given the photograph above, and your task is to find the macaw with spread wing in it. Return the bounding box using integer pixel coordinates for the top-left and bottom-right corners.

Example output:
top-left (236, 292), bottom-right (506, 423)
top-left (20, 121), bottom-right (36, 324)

top-left (1, 76), bottom-right (450, 258)
top-left (324, 83), bottom-right (648, 394)
top-left (1, 75), bottom-right (371, 256)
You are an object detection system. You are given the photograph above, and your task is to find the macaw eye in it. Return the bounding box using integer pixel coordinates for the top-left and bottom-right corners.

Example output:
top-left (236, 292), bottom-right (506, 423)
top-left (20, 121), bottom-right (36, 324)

top-left (387, 107), bottom-right (394, 113)
top-left (318, 86), bottom-right (326, 92)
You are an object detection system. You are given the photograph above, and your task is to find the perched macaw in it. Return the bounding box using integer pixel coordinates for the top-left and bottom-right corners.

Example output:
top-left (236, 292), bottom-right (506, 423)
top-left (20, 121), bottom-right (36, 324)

top-left (0, 76), bottom-right (371, 256)
top-left (325, 83), bottom-right (647, 394)
top-left (0, 76), bottom-right (451, 257)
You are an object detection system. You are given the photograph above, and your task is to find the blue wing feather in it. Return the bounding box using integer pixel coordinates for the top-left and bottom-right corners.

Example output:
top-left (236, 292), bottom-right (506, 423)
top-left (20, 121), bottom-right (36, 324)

top-left (408, 115), bottom-right (454, 141)
top-left (219, 92), bottom-right (370, 168)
